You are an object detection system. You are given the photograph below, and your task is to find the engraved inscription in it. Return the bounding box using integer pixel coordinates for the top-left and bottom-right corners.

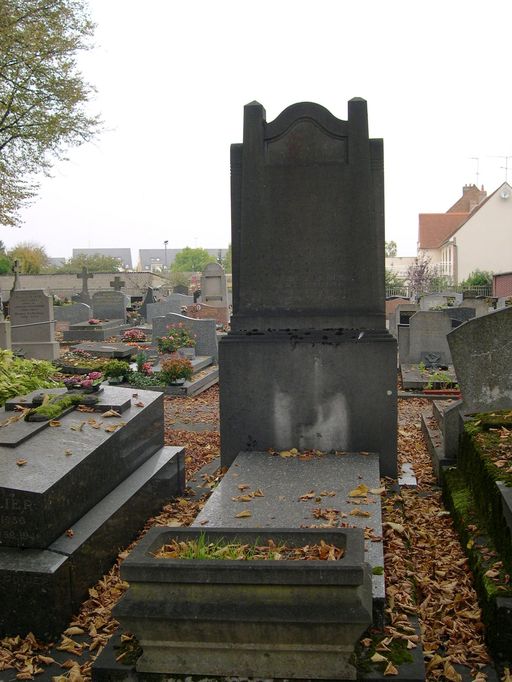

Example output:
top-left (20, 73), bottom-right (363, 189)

top-left (266, 119), bottom-right (347, 165)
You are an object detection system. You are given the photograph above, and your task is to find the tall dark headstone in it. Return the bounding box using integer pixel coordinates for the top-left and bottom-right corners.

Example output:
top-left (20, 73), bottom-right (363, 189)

top-left (220, 99), bottom-right (397, 476)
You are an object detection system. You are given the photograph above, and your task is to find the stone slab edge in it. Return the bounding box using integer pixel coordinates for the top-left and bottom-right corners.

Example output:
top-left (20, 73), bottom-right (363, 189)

top-left (420, 410), bottom-right (454, 480)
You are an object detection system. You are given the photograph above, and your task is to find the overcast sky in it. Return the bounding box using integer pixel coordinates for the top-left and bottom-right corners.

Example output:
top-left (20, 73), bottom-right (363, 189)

top-left (3, 0), bottom-right (512, 262)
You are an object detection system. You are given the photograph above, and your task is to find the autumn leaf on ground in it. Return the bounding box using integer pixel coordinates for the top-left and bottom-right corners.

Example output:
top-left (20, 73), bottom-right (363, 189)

top-left (65, 450), bottom-right (73, 456)
top-left (49, 420), bottom-right (61, 427)
top-left (299, 491), bottom-right (316, 501)
top-left (384, 661), bottom-right (398, 676)
top-left (349, 509), bottom-right (371, 517)
top-left (369, 486), bottom-right (385, 495)
top-left (102, 409), bottom-right (122, 418)
top-left (370, 652), bottom-right (387, 663)
top-left (238, 484), bottom-right (249, 490)
top-left (70, 421), bottom-right (86, 432)
top-left (279, 450), bottom-right (296, 458)
top-left (253, 488), bottom-right (264, 497)
top-left (349, 483), bottom-right (369, 497)
top-left (16, 458), bottom-right (27, 466)
top-left (135, 401), bottom-right (145, 407)
top-left (235, 510), bottom-right (252, 518)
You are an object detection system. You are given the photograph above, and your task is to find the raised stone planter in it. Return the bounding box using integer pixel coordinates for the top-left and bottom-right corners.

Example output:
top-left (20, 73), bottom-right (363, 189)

top-left (114, 526), bottom-right (372, 680)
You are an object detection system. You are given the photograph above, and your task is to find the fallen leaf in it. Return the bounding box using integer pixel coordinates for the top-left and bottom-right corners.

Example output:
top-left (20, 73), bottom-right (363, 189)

top-left (65, 529), bottom-right (74, 537)
top-left (235, 510), bottom-right (252, 518)
top-left (238, 484), bottom-right (249, 490)
top-left (63, 626), bottom-right (84, 636)
top-left (135, 401), bottom-right (145, 407)
top-left (443, 661), bottom-right (462, 682)
top-left (349, 483), bottom-right (370, 497)
top-left (384, 661), bottom-right (398, 676)
top-left (279, 450), bottom-right (295, 458)
top-left (299, 491), bottom-right (316, 501)
top-left (70, 421), bottom-right (86, 432)
top-left (370, 652), bottom-right (388, 663)
top-left (102, 409), bottom-right (122, 418)
top-left (16, 458), bottom-right (27, 466)
top-left (253, 488), bottom-right (265, 497)
top-left (349, 509), bottom-right (371, 517)
top-left (369, 486), bottom-right (385, 495)
top-left (65, 449), bottom-right (73, 456)
top-left (49, 420), bottom-right (61, 427)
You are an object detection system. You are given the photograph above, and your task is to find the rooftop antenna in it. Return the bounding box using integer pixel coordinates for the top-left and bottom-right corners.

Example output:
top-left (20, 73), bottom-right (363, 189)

top-left (489, 155), bottom-right (512, 183)
top-left (469, 157), bottom-right (480, 185)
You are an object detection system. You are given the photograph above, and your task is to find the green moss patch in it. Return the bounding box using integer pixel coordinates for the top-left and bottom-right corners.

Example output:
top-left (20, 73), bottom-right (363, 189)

top-left (443, 467), bottom-right (512, 660)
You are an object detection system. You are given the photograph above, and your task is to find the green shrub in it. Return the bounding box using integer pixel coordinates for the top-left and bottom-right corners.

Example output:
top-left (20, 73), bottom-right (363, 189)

top-left (0, 350), bottom-right (61, 406)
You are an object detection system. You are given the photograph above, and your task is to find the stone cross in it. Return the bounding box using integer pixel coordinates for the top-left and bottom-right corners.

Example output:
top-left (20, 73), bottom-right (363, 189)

top-left (11, 259), bottom-right (21, 291)
top-left (110, 275), bottom-right (125, 292)
top-left (77, 267), bottom-right (93, 295)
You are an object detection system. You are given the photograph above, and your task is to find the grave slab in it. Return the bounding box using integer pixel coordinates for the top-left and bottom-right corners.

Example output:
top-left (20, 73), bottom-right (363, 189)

top-left (194, 450), bottom-right (385, 609)
top-left (62, 320), bottom-right (126, 342)
top-left (0, 387), bottom-right (163, 548)
top-left (0, 446), bottom-right (184, 639)
top-left (73, 342), bottom-right (134, 358)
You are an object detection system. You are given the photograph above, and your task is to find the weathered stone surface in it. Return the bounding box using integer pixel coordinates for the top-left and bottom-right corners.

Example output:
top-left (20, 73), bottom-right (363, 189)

top-left (0, 388), bottom-right (163, 548)
top-left (220, 330), bottom-right (397, 477)
top-left (62, 319), bottom-right (126, 341)
top-left (398, 311), bottom-right (453, 365)
top-left (153, 313), bottom-right (218, 361)
top-left (447, 307), bottom-right (512, 412)
top-left (92, 290), bottom-right (128, 321)
top-left (200, 262), bottom-right (228, 308)
top-left (230, 99), bottom-right (385, 330)
top-left (0, 320), bottom-right (11, 350)
top-left (53, 302), bottom-right (91, 324)
top-left (10, 289), bottom-right (59, 360)
top-left (0, 446), bottom-right (184, 639)
top-left (195, 449), bottom-right (384, 604)
top-left (185, 302), bottom-right (229, 326)
top-left (221, 99), bottom-right (396, 478)
top-left (73, 342), bottom-right (134, 358)
top-left (115, 525), bottom-right (371, 680)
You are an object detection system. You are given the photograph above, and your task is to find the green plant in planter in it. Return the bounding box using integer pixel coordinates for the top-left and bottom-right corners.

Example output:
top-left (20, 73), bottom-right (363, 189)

top-left (426, 370), bottom-right (458, 390)
top-left (157, 323), bottom-right (196, 353)
top-left (104, 359), bottom-right (131, 380)
top-left (160, 357), bottom-right (193, 384)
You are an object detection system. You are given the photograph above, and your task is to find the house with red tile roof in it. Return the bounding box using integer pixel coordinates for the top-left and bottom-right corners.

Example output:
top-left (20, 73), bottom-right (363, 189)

top-left (417, 182), bottom-right (512, 284)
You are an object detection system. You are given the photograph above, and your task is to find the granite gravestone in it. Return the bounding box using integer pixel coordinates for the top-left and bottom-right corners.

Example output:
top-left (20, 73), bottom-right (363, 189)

top-left (200, 262), bottom-right (228, 308)
top-left (220, 99), bottom-right (397, 477)
top-left (152, 312), bottom-right (218, 361)
top-left (9, 289), bottom-right (59, 360)
top-left (0, 386), bottom-right (185, 639)
top-left (448, 307), bottom-right (512, 412)
top-left (53, 302), bottom-right (91, 325)
top-left (92, 290), bottom-right (128, 321)
top-left (397, 310), bottom-right (453, 366)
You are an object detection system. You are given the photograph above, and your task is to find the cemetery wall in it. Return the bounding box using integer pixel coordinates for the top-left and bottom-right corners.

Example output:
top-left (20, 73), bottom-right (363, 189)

top-left (0, 272), bottom-right (168, 301)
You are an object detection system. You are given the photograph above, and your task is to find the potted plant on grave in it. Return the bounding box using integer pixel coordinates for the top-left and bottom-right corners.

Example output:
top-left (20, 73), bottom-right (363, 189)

top-left (63, 371), bottom-right (104, 393)
top-left (104, 359), bottom-right (131, 384)
top-left (88, 318), bottom-right (101, 325)
top-left (123, 328), bottom-right (147, 342)
top-left (423, 370), bottom-right (461, 396)
top-left (157, 323), bottom-right (196, 357)
top-left (159, 357), bottom-right (193, 385)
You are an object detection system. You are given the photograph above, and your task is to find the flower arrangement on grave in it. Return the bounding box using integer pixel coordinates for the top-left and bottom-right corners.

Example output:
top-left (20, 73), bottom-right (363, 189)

top-left (123, 328), bottom-right (147, 342)
top-left (88, 318), bottom-right (101, 325)
top-left (58, 350), bottom-right (110, 372)
top-left (157, 323), bottom-right (196, 354)
top-left (63, 371), bottom-right (103, 392)
top-left (104, 359), bottom-right (131, 378)
top-left (160, 357), bottom-right (193, 384)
